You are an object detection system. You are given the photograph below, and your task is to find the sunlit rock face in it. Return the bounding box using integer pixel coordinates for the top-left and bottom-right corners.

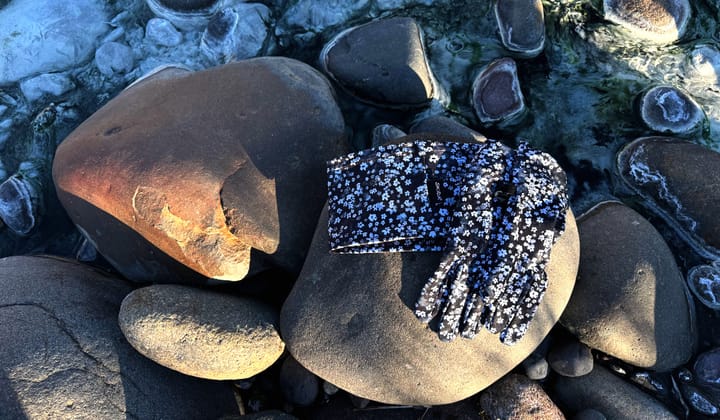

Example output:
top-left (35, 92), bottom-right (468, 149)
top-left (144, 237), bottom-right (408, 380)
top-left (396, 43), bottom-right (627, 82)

top-left (0, 0), bottom-right (108, 85)
top-left (616, 137), bottom-right (720, 259)
top-left (494, 0), bottom-right (545, 57)
top-left (53, 57), bottom-right (348, 283)
top-left (471, 57), bottom-right (526, 125)
top-left (603, 0), bottom-right (691, 44)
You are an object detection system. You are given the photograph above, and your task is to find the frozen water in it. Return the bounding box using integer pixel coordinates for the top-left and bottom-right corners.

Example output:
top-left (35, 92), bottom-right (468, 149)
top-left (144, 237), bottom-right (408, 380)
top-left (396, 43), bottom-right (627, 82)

top-left (20, 73), bottom-right (76, 103)
top-left (687, 262), bottom-right (720, 310)
top-left (201, 4), bottom-right (272, 64)
top-left (278, 0), bottom-right (371, 36)
top-left (95, 42), bottom-right (136, 77)
top-left (146, 18), bottom-right (183, 47)
top-left (0, 0), bottom-right (108, 85)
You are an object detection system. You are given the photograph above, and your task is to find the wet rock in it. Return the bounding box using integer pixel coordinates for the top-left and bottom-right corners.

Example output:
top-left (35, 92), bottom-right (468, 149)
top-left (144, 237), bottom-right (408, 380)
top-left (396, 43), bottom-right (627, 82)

top-left (616, 137), bottom-right (720, 259)
top-left (280, 140), bottom-right (580, 405)
top-left (687, 262), bottom-right (720, 310)
top-left (201, 4), bottom-right (272, 64)
top-left (145, 17), bottom-right (183, 47)
top-left (371, 124), bottom-right (406, 147)
top-left (522, 351), bottom-right (550, 381)
top-left (278, 0), bottom-right (370, 37)
top-left (554, 365), bottom-right (675, 419)
top-left (603, 0), bottom-right (691, 44)
top-left (548, 336), bottom-right (594, 377)
top-left (561, 201), bottom-right (695, 371)
top-left (695, 347), bottom-right (720, 388)
top-left (20, 73), bottom-right (76, 103)
top-left (679, 382), bottom-right (720, 416)
top-left (573, 408), bottom-right (607, 420)
top-left (0, 256), bottom-right (238, 418)
top-left (279, 356), bottom-right (320, 407)
top-left (479, 374), bottom-right (565, 420)
top-left (684, 45), bottom-right (720, 87)
top-left (95, 42), bottom-right (135, 77)
top-left (471, 57), bottom-right (526, 125)
top-left (321, 17), bottom-right (435, 108)
top-left (637, 86), bottom-right (704, 136)
top-left (53, 57), bottom-right (348, 283)
top-left (0, 0), bottom-right (107, 85)
top-left (495, 0), bottom-right (545, 57)
top-left (145, 0), bottom-right (220, 31)
top-left (119, 284), bottom-right (284, 380)
top-left (409, 115), bottom-right (487, 142)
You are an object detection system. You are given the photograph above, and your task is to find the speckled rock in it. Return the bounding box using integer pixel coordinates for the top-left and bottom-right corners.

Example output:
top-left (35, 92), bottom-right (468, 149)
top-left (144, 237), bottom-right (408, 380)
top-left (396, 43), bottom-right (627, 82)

top-left (495, 0), bottom-right (545, 57)
top-left (638, 86), bottom-right (704, 136)
top-left (471, 57), bottom-right (526, 125)
top-left (561, 201), bottom-right (695, 371)
top-left (554, 365), bottom-right (676, 419)
top-left (0, 256), bottom-right (237, 419)
top-left (119, 284), bottom-right (284, 380)
top-left (479, 374), bottom-right (565, 420)
top-left (603, 0), bottom-right (691, 43)
top-left (616, 137), bottom-right (720, 259)
top-left (409, 115), bottom-right (487, 142)
top-left (53, 57), bottom-right (348, 283)
top-left (320, 17), bottom-right (435, 108)
top-left (279, 356), bottom-right (320, 407)
top-left (281, 135), bottom-right (580, 405)
top-left (548, 336), bottom-right (594, 377)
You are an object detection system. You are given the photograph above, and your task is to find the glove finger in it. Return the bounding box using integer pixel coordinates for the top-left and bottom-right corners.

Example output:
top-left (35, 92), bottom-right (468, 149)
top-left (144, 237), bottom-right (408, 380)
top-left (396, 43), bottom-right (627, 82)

top-left (414, 253), bottom-right (460, 323)
top-left (438, 263), bottom-right (470, 342)
top-left (485, 268), bottom-right (531, 336)
top-left (499, 269), bottom-right (548, 345)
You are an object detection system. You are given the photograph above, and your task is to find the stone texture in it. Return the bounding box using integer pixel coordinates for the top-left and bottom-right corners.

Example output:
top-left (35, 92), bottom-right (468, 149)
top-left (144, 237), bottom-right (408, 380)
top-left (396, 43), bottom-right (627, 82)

top-left (616, 137), bottom-right (720, 259)
top-left (0, 255), bottom-right (238, 419)
top-left (695, 347), bottom-right (720, 388)
top-left (495, 0), bottom-right (546, 57)
top-left (119, 284), bottom-right (284, 380)
top-left (279, 356), bottom-right (320, 407)
top-left (554, 365), bottom-right (677, 419)
top-left (547, 336), bottom-right (594, 377)
top-left (479, 374), bottom-right (565, 420)
top-left (471, 57), bottom-right (526, 125)
top-left (281, 135), bottom-right (580, 405)
top-left (371, 124), bottom-right (406, 147)
top-left (409, 115), bottom-right (487, 142)
top-left (638, 86), bottom-right (704, 135)
top-left (320, 17), bottom-right (434, 108)
top-left (603, 0), bottom-right (691, 43)
top-left (687, 262), bottom-right (720, 310)
top-left (561, 201), bottom-right (695, 371)
top-left (53, 57), bottom-right (348, 283)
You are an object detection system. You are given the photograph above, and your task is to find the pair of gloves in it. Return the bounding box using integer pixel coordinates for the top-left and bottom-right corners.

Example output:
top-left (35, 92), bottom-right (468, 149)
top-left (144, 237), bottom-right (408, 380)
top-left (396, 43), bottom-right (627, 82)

top-left (327, 139), bottom-right (568, 345)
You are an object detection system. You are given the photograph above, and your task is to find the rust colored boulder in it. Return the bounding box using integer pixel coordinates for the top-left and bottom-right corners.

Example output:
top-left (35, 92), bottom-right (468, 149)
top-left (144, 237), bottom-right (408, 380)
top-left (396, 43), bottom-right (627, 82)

top-left (53, 57), bottom-right (348, 283)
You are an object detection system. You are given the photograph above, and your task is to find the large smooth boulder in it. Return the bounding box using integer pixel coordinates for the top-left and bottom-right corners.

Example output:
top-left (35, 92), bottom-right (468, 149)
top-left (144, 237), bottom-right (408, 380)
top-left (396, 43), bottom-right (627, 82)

top-left (119, 284), bottom-right (284, 380)
top-left (0, 256), bottom-right (237, 418)
top-left (281, 136), bottom-right (580, 405)
top-left (561, 201), bottom-right (695, 371)
top-left (53, 57), bottom-right (348, 283)
top-left (603, 0), bottom-right (690, 44)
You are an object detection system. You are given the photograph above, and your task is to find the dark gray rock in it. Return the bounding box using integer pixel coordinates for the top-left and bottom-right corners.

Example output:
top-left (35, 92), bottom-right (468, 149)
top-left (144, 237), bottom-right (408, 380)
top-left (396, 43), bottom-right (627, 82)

top-left (574, 408), bottom-right (607, 420)
top-left (616, 137), bottom-right (720, 260)
top-left (554, 365), bottom-right (676, 419)
top-left (471, 57), bottom-right (526, 125)
top-left (603, 0), bottom-right (691, 43)
top-left (320, 17), bottom-right (435, 108)
top-left (280, 356), bottom-right (320, 407)
top-left (495, 0), bottom-right (545, 57)
top-left (548, 336), bottom-right (594, 377)
top-left (522, 352), bottom-right (550, 381)
top-left (371, 124), bottom-right (406, 147)
top-left (280, 134), bottom-right (580, 405)
top-left (0, 256), bottom-right (238, 419)
top-left (695, 347), bottom-right (720, 388)
top-left (687, 262), bottom-right (720, 310)
top-left (479, 374), bottom-right (565, 420)
top-left (561, 201), bottom-right (695, 371)
top-left (409, 115), bottom-right (487, 142)
top-left (638, 86), bottom-right (704, 135)
top-left (95, 42), bottom-right (135, 77)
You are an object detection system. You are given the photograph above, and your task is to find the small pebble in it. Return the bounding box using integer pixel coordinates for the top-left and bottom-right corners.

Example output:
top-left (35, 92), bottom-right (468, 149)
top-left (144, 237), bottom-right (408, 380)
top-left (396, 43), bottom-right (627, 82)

top-left (548, 336), bottom-right (594, 377)
top-left (95, 42), bottom-right (135, 77)
top-left (471, 57), bottom-right (526, 125)
top-left (145, 18), bottom-right (183, 47)
top-left (687, 262), bottom-right (720, 309)
top-left (638, 86), bottom-right (704, 136)
top-left (280, 356), bottom-right (320, 407)
top-left (521, 352), bottom-right (549, 381)
top-left (20, 73), bottom-right (75, 102)
top-left (694, 347), bottom-right (720, 387)
top-left (371, 124), bottom-right (406, 147)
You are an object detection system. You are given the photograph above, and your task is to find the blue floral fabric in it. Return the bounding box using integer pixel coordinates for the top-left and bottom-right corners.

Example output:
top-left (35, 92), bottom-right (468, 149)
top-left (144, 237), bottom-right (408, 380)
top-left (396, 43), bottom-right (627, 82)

top-left (327, 139), bottom-right (568, 345)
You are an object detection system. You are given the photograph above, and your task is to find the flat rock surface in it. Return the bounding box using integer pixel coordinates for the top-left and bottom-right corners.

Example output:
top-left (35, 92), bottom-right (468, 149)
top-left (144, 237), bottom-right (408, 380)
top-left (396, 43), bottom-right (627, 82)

top-left (53, 57), bottom-right (348, 282)
top-left (119, 284), bottom-right (284, 380)
top-left (321, 17), bottom-right (434, 108)
top-left (561, 201), bottom-right (695, 371)
top-left (554, 365), bottom-right (677, 419)
top-left (479, 374), bottom-right (565, 419)
top-left (280, 137), bottom-right (580, 405)
top-left (617, 137), bottom-right (720, 259)
top-left (0, 255), bottom-right (238, 419)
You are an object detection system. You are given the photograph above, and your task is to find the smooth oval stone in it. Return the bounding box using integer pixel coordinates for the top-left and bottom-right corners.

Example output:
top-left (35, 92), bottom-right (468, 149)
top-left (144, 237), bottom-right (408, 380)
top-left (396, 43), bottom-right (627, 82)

top-left (616, 137), bottom-right (720, 259)
top-left (687, 263), bottom-right (720, 310)
top-left (561, 201), bottom-right (695, 371)
top-left (280, 139), bottom-right (580, 405)
top-left (0, 256), bottom-right (237, 418)
top-left (119, 284), bottom-right (284, 380)
top-left (145, 17), bottom-right (183, 47)
top-left (603, 0), bottom-right (691, 44)
top-left (471, 57), bottom-right (526, 125)
top-left (479, 374), bottom-right (564, 420)
top-left (638, 86), bottom-right (704, 135)
top-left (548, 336), bottom-right (594, 377)
top-left (679, 383), bottom-right (720, 416)
top-left (320, 17), bottom-right (435, 108)
top-left (494, 0), bottom-right (545, 57)
top-left (695, 347), bottom-right (720, 388)
top-left (554, 365), bottom-right (676, 419)
top-left (95, 42), bottom-right (135, 77)
top-left (684, 45), bottom-right (720, 86)
top-left (0, 175), bottom-right (37, 236)
top-left (53, 57), bottom-right (348, 283)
